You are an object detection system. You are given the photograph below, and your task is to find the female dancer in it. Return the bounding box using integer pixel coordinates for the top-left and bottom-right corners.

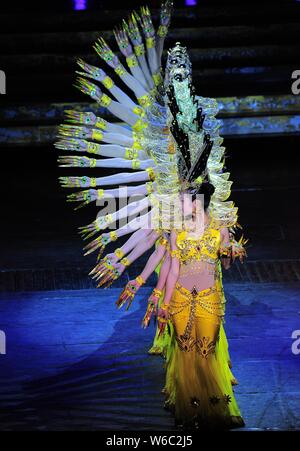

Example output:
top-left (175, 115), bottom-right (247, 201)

top-left (118, 183), bottom-right (246, 429)
top-left (55, 0), bottom-right (247, 429)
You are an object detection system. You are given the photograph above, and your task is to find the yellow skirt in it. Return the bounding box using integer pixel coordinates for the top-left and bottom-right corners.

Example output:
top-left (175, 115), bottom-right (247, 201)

top-left (161, 282), bottom-right (244, 429)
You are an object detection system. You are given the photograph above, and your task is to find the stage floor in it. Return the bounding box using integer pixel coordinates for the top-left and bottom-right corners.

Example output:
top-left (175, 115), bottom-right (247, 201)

top-left (0, 282), bottom-right (299, 431)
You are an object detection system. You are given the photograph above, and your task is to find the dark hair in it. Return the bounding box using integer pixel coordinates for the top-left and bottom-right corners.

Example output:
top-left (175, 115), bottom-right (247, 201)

top-left (189, 182), bottom-right (215, 210)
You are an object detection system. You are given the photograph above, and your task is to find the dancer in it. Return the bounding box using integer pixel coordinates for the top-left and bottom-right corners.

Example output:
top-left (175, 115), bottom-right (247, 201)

top-left (55, 1), bottom-right (247, 429)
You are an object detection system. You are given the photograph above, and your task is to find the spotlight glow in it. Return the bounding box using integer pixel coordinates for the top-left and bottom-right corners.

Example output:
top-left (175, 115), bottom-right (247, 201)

top-left (73, 0), bottom-right (87, 10)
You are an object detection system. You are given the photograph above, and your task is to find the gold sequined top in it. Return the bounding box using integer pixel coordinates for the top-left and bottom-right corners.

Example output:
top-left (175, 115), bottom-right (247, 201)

top-left (171, 219), bottom-right (221, 269)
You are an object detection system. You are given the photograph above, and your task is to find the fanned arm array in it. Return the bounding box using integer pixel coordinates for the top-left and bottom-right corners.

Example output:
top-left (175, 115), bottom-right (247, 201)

top-left (54, 1), bottom-right (174, 289)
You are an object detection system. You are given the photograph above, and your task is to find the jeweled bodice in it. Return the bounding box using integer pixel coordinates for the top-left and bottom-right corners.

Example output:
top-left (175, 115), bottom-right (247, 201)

top-left (175, 219), bottom-right (221, 267)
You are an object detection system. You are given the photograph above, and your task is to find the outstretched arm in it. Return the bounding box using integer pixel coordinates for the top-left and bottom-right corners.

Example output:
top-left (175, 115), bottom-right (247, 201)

top-left (142, 248), bottom-right (171, 328)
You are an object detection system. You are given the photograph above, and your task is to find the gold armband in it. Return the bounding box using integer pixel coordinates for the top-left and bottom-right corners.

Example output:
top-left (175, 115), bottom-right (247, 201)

top-left (115, 248), bottom-right (125, 259)
top-left (150, 87), bottom-right (157, 98)
top-left (146, 37), bottom-right (155, 49)
top-left (152, 72), bottom-right (163, 87)
top-left (137, 94), bottom-right (152, 108)
top-left (99, 93), bottom-right (112, 107)
top-left (95, 117), bottom-right (107, 130)
top-left (146, 181), bottom-right (153, 194)
top-left (157, 25), bottom-right (168, 37)
top-left (97, 189), bottom-right (104, 199)
top-left (91, 130), bottom-right (103, 142)
top-left (136, 275), bottom-right (145, 286)
top-left (124, 147), bottom-right (138, 160)
top-left (152, 288), bottom-right (162, 298)
top-left (105, 213), bottom-right (113, 223)
top-left (132, 138), bottom-right (142, 150)
top-left (146, 167), bottom-right (156, 181)
top-left (158, 237), bottom-right (169, 249)
top-left (134, 44), bottom-right (145, 57)
top-left (132, 159), bottom-right (140, 169)
top-left (87, 142), bottom-right (100, 154)
top-left (109, 230), bottom-right (118, 241)
top-left (90, 158), bottom-right (97, 168)
top-left (170, 249), bottom-right (181, 259)
top-left (115, 64), bottom-right (126, 77)
top-left (90, 177), bottom-right (97, 188)
top-left (132, 118), bottom-right (148, 133)
top-left (132, 106), bottom-right (145, 118)
top-left (126, 54), bottom-right (138, 68)
top-left (102, 76), bottom-right (114, 90)
top-left (120, 257), bottom-right (131, 267)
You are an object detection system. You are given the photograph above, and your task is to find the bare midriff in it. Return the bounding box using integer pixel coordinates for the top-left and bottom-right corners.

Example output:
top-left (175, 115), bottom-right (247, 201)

top-left (177, 260), bottom-right (216, 292)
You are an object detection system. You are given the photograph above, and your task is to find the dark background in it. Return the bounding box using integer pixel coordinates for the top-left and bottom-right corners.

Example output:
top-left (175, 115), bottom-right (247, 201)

top-left (1, 0), bottom-right (300, 289)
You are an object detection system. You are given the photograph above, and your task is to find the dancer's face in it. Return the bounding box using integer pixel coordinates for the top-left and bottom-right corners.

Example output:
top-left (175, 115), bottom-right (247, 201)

top-left (181, 192), bottom-right (194, 219)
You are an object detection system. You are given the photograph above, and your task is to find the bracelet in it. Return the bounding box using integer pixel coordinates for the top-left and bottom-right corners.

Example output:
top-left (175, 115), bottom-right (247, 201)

top-left (137, 94), bottom-right (152, 108)
top-left (97, 189), bottom-right (104, 199)
top-left (132, 106), bottom-right (145, 118)
top-left (132, 118), bottom-right (148, 133)
top-left (152, 288), bottom-right (162, 298)
top-left (91, 130), bottom-right (103, 142)
top-left (99, 93), bottom-right (112, 107)
top-left (134, 44), bottom-right (145, 57)
top-left (114, 64), bottom-right (126, 77)
top-left (158, 237), bottom-right (169, 248)
top-left (170, 249), bottom-right (180, 259)
top-left (132, 138), bottom-right (142, 150)
top-left (126, 54), bottom-right (138, 68)
top-left (120, 257), bottom-right (131, 267)
top-left (87, 142), bottom-right (100, 154)
top-left (124, 147), bottom-right (138, 160)
top-left (160, 302), bottom-right (169, 311)
top-left (146, 37), bottom-right (155, 49)
top-left (146, 167), bottom-right (156, 182)
top-left (157, 25), bottom-right (168, 38)
top-left (146, 181), bottom-right (153, 194)
top-left (95, 117), bottom-right (107, 130)
top-left (131, 159), bottom-right (141, 170)
top-left (152, 71), bottom-right (163, 87)
top-left (109, 231), bottom-right (118, 241)
top-left (136, 275), bottom-right (145, 286)
top-left (115, 248), bottom-right (125, 259)
top-left (90, 177), bottom-right (97, 188)
top-left (102, 76), bottom-right (114, 90)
